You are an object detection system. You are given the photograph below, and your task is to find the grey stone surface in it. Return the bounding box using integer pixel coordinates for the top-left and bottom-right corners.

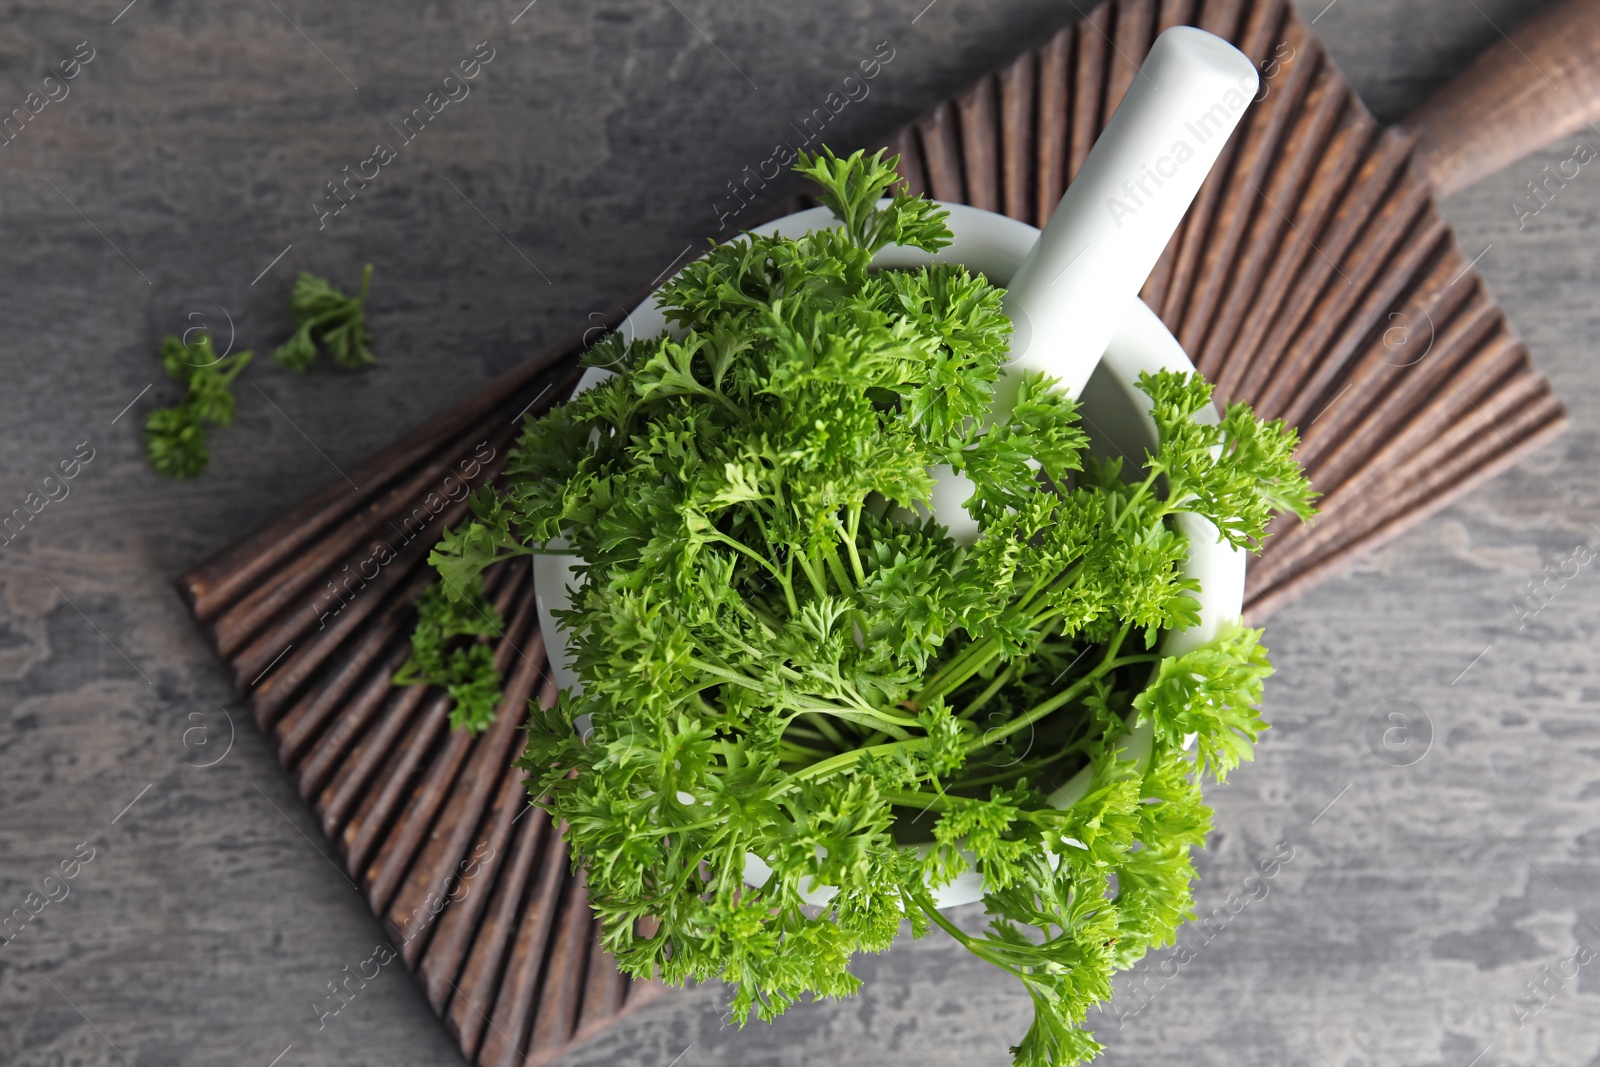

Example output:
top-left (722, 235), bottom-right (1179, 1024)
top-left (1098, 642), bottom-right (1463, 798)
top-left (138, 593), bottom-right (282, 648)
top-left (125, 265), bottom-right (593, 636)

top-left (0, 1), bottom-right (1595, 1065)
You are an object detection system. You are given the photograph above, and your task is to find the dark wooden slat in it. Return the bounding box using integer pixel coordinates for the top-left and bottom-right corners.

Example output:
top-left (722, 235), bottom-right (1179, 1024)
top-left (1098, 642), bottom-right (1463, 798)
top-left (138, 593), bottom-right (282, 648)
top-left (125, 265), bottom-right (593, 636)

top-left (885, 125), bottom-right (927, 198)
top-left (1258, 178), bottom-right (1440, 423)
top-left (478, 824), bottom-right (569, 1067)
top-left (1269, 322), bottom-right (1524, 570)
top-left (1137, 0), bottom-right (1202, 308)
top-left (388, 663), bottom-right (546, 968)
top-left (229, 420), bottom-right (520, 698)
top-left (1068, 2), bottom-right (1111, 182)
top-left (363, 610), bottom-right (542, 917)
top-left (1212, 92), bottom-right (1369, 391)
top-left (326, 527), bottom-right (525, 863)
top-left (956, 75), bottom-right (1001, 213)
top-left (315, 682), bottom-right (429, 837)
top-left (1298, 276), bottom-right (1495, 478)
top-left (1250, 381), bottom-right (1565, 612)
top-left (1197, 0), bottom-right (1247, 41)
top-left (998, 52), bottom-right (1036, 223)
top-left (1253, 333), bottom-right (1541, 586)
top-left (1284, 233), bottom-right (1471, 459)
top-left (1140, 220), bottom-right (1183, 313)
top-left (207, 415), bottom-right (503, 660)
top-left (573, 929), bottom-right (628, 1041)
top-left (1103, 0), bottom-right (1157, 126)
top-left (305, 560), bottom-right (525, 830)
top-left (1033, 24), bottom-right (1073, 225)
top-left (1227, 117), bottom-right (1389, 398)
top-left (296, 645), bottom-right (418, 802)
top-left (524, 871), bottom-right (595, 1063)
top-left (339, 692), bottom-right (450, 874)
top-left (364, 714), bottom-right (475, 913)
top-left (1200, 55), bottom-right (1346, 388)
top-left (251, 563), bottom-right (437, 731)
top-left (1177, 6), bottom-right (1307, 356)
top-left (268, 599), bottom-right (412, 751)
top-left (1158, 0), bottom-right (1197, 30)
top-left (446, 805), bottom-right (549, 1061)
top-left (1246, 397), bottom-right (1568, 621)
top-left (1273, 201), bottom-right (1448, 427)
top-left (419, 761), bottom-right (528, 1012)
top-left (205, 368), bottom-right (567, 656)
top-left (915, 101), bottom-right (966, 202)
top-left (289, 559), bottom-right (524, 796)
top-left (1156, 0), bottom-right (1279, 329)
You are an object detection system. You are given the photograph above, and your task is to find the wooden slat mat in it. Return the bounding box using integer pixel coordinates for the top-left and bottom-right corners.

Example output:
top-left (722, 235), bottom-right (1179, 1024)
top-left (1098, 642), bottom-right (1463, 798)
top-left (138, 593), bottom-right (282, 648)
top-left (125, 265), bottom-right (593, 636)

top-left (177, 0), bottom-right (1565, 1063)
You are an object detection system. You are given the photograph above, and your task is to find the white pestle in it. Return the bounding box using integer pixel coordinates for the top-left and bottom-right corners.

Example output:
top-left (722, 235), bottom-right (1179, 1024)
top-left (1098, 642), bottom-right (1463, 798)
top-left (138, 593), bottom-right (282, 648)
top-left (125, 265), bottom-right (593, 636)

top-left (536, 26), bottom-right (1259, 699)
top-left (927, 26), bottom-right (1260, 545)
top-left (1004, 27), bottom-right (1258, 404)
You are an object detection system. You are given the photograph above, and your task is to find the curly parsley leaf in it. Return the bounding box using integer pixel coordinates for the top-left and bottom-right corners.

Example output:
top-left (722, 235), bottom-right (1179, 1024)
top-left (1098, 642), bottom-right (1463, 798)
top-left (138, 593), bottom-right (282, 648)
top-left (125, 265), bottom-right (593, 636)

top-left (1131, 622), bottom-right (1273, 782)
top-left (274, 263), bottom-right (375, 371)
top-left (1138, 368), bottom-right (1316, 548)
top-left (144, 332), bottom-right (254, 479)
top-left (394, 578), bottom-right (505, 734)
top-left (795, 146), bottom-right (952, 255)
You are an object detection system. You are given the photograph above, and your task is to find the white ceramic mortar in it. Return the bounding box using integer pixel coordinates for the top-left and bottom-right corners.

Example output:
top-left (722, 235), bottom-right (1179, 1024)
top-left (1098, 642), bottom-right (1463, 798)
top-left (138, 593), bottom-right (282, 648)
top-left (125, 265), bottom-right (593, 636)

top-left (533, 26), bottom-right (1256, 907)
top-left (534, 202), bottom-right (1246, 907)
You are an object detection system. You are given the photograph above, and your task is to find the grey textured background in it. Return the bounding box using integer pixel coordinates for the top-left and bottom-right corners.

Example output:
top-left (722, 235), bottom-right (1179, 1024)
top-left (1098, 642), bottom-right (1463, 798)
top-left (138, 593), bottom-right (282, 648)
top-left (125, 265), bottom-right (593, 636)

top-left (1, 1), bottom-right (1596, 1065)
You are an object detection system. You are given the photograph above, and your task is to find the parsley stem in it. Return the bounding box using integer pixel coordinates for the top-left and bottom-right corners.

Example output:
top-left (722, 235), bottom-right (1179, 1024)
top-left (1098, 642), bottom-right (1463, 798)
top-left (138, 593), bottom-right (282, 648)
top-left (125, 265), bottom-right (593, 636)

top-left (912, 890), bottom-right (995, 962)
top-left (961, 674), bottom-right (1095, 755)
top-left (913, 638), bottom-right (999, 708)
top-left (883, 790), bottom-right (953, 810)
top-left (780, 554), bottom-right (799, 616)
top-left (914, 561), bottom-right (1087, 708)
top-left (842, 503), bottom-right (867, 586)
top-left (795, 713), bottom-right (847, 750)
top-left (1111, 469), bottom-right (1163, 533)
top-left (952, 742), bottom-right (1085, 787)
top-left (794, 546), bottom-right (828, 600)
top-left (782, 737), bottom-right (927, 787)
top-left (687, 657), bottom-right (765, 690)
top-left (956, 664), bottom-right (1015, 720)
top-left (695, 382), bottom-right (752, 425)
top-left (701, 527), bottom-right (786, 584)
top-left (779, 738), bottom-right (832, 762)
top-left (1012, 558), bottom-right (1084, 617)
top-left (791, 704), bottom-right (914, 740)
top-left (962, 624), bottom-right (1132, 755)
top-left (823, 541), bottom-right (855, 596)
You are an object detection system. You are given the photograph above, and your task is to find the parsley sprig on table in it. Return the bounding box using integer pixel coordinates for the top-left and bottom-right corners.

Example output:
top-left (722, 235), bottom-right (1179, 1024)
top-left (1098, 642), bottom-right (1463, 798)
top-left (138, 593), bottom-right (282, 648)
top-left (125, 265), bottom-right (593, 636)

top-left (403, 148), bottom-right (1314, 1066)
top-left (144, 332), bottom-right (254, 479)
top-left (273, 263), bottom-right (375, 371)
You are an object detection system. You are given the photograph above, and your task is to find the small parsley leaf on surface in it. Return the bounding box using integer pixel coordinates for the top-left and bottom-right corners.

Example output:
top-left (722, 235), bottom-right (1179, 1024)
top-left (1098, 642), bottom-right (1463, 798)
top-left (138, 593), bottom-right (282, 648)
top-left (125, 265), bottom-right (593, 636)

top-left (144, 332), bottom-right (253, 479)
top-left (274, 263), bottom-right (375, 371)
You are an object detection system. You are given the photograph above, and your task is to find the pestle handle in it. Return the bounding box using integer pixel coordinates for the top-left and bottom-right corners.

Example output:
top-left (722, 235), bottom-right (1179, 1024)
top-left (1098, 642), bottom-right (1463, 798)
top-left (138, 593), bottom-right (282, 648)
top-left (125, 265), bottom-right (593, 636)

top-left (1400, 0), bottom-right (1600, 198)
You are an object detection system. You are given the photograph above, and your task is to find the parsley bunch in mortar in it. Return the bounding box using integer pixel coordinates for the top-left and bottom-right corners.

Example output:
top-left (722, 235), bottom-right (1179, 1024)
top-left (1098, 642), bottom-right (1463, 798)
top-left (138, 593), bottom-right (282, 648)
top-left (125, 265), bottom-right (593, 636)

top-left (404, 148), bottom-right (1315, 1066)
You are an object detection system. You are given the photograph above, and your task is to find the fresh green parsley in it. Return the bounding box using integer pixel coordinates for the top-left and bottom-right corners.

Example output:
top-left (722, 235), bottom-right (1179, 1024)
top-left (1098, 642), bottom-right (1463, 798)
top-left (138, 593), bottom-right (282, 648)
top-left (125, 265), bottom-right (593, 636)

top-left (144, 332), bottom-right (254, 479)
top-left (392, 578), bottom-right (505, 733)
top-left (406, 147), bottom-right (1315, 1066)
top-left (274, 264), bottom-right (375, 371)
